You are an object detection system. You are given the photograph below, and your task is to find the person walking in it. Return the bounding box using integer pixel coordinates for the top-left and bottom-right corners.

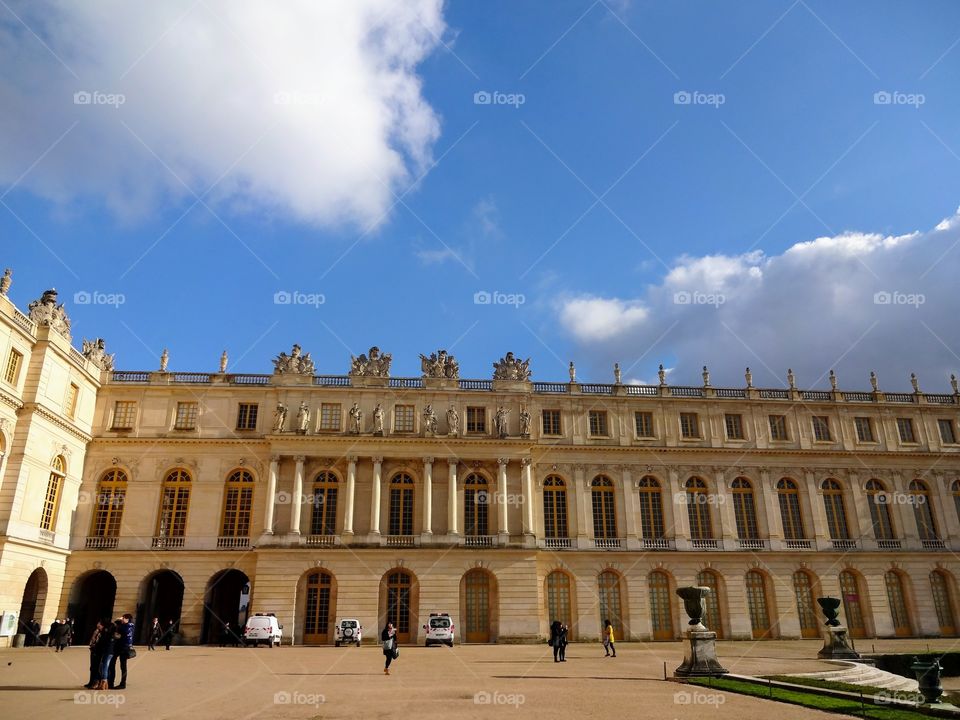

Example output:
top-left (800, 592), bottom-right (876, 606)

top-left (549, 620), bottom-right (562, 662)
top-left (148, 617), bottom-right (161, 650)
top-left (83, 620), bottom-right (105, 689)
top-left (557, 624), bottom-right (568, 662)
top-left (108, 613), bottom-right (134, 689)
top-left (380, 622), bottom-right (398, 675)
top-left (602, 619), bottom-right (616, 658)
top-left (47, 618), bottom-right (60, 647)
top-left (162, 619), bottom-right (176, 650)
top-left (54, 618), bottom-right (72, 652)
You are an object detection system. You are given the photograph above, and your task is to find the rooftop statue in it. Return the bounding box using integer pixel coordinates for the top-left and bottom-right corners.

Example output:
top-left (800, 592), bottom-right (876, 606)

top-left (27, 288), bottom-right (71, 340)
top-left (82, 338), bottom-right (115, 371)
top-left (350, 346), bottom-right (392, 377)
top-left (420, 349), bottom-right (459, 379)
top-left (0, 268), bottom-right (11, 296)
top-left (273, 344), bottom-right (315, 375)
top-left (493, 351), bottom-right (531, 381)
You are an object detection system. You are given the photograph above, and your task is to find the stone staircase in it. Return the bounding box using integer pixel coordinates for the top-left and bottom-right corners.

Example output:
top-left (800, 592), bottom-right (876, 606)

top-left (795, 660), bottom-right (919, 693)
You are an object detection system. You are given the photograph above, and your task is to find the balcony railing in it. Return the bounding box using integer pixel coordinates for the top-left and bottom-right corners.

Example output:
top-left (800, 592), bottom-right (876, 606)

top-left (173, 372), bottom-right (211, 383)
top-left (152, 535), bottom-right (185, 549)
top-left (383, 535), bottom-right (416, 547)
top-left (217, 536), bottom-right (250, 549)
top-left (38, 528), bottom-right (55, 545)
top-left (641, 537), bottom-right (672, 550)
top-left (314, 375), bottom-right (351, 387)
top-left (624, 385), bottom-right (659, 396)
top-left (801, 390), bottom-right (832, 401)
top-left (885, 393), bottom-right (915, 403)
top-left (831, 539), bottom-right (858, 551)
top-left (112, 371), bottom-right (150, 382)
top-left (672, 386), bottom-right (704, 398)
top-left (11, 307), bottom-right (36, 334)
top-left (593, 537), bottom-right (623, 550)
top-left (543, 537), bottom-right (574, 549)
top-left (85, 536), bottom-right (119, 550)
top-left (716, 388), bottom-right (747, 398)
top-left (581, 384), bottom-right (614, 395)
top-left (690, 538), bottom-right (720, 550)
top-left (231, 374), bottom-right (271, 385)
top-left (304, 534), bottom-right (337, 548)
top-left (463, 535), bottom-right (496, 548)
top-left (532, 382), bottom-right (567, 393)
top-left (922, 538), bottom-right (947, 550)
top-left (759, 389), bottom-right (789, 399)
top-left (842, 391), bottom-right (874, 402)
top-left (459, 379), bottom-right (492, 391)
top-left (389, 377), bottom-right (423, 389)
top-left (927, 394), bottom-right (957, 405)
top-left (784, 539), bottom-right (813, 550)
top-left (737, 538), bottom-right (766, 550)
top-left (876, 538), bottom-right (902, 550)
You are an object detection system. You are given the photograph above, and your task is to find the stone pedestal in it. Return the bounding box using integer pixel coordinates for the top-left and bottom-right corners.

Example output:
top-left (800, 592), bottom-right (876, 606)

top-left (817, 626), bottom-right (861, 660)
top-left (675, 630), bottom-right (728, 677)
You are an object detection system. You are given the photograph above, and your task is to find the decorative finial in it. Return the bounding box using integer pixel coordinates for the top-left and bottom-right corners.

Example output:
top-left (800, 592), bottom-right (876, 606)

top-left (159, 348), bottom-right (169, 372)
top-left (829, 369), bottom-right (837, 391)
top-left (744, 367), bottom-right (753, 388)
top-left (869, 370), bottom-right (879, 393)
top-left (568, 361), bottom-right (576, 383)
top-left (0, 268), bottom-right (11, 296)
top-left (658, 363), bottom-right (666, 385)
top-left (219, 349), bottom-right (228, 374)
top-left (613, 363), bottom-right (622, 385)
top-left (787, 368), bottom-right (796, 390)
top-left (702, 365), bottom-right (710, 387)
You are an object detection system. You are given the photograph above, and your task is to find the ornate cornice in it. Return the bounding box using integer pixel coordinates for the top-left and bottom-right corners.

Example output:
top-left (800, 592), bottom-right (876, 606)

top-left (23, 402), bottom-right (92, 443)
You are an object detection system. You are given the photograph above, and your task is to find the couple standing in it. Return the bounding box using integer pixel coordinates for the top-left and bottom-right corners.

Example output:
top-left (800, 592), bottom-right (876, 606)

top-left (548, 620), bottom-right (568, 662)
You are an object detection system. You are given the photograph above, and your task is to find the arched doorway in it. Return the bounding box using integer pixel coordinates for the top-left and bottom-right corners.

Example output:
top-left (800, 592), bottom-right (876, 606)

top-left (696, 570), bottom-right (723, 639)
top-left (839, 570), bottom-right (867, 638)
top-left (19, 568), bottom-right (48, 644)
top-left (648, 570), bottom-right (673, 641)
top-left (201, 569), bottom-right (251, 644)
top-left (745, 570), bottom-right (773, 639)
top-left (884, 571), bottom-right (911, 637)
top-left (303, 570), bottom-right (336, 645)
top-left (138, 570), bottom-right (185, 644)
top-left (598, 571), bottom-right (624, 638)
top-left (931, 571), bottom-right (957, 637)
top-left (545, 570), bottom-right (574, 633)
top-left (792, 570), bottom-right (820, 639)
top-left (379, 569), bottom-right (418, 644)
top-left (461, 569), bottom-right (497, 643)
top-left (68, 570), bottom-right (116, 645)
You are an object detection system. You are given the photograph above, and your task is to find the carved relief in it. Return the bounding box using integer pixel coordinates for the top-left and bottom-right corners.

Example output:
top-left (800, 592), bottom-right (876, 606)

top-left (28, 289), bottom-right (71, 339)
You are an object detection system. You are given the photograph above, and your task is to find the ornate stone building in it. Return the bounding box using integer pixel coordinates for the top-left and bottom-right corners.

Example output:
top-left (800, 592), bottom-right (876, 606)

top-left (3, 278), bottom-right (960, 646)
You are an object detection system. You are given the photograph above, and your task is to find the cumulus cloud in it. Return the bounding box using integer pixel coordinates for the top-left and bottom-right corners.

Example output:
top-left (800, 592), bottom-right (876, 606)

top-left (558, 209), bottom-right (960, 391)
top-left (0, 0), bottom-right (445, 227)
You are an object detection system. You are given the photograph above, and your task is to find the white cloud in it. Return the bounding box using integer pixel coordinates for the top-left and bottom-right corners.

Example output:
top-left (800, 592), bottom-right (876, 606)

top-left (0, 0), bottom-right (445, 227)
top-left (557, 209), bottom-right (960, 390)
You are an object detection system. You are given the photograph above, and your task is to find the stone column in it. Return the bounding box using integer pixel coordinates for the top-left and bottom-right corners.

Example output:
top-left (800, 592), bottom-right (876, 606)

top-left (264, 455), bottom-right (279, 535)
top-left (759, 469), bottom-right (783, 549)
top-left (934, 472), bottom-right (960, 543)
top-left (621, 465), bottom-right (638, 547)
top-left (447, 459), bottom-right (459, 536)
top-left (574, 464), bottom-right (589, 547)
top-left (343, 456), bottom-right (357, 537)
top-left (290, 455), bottom-right (305, 536)
top-left (522, 458), bottom-right (535, 539)
top-left (716, 469), bottom-right (736, 545)
top-left (669, 468), bottom-right (690, 550)
top-left (893, 473), bottom-right (919, 549)
top-left (422, 457), bottom-right (433, 539)
top-left (805, 470), bottom-right (828, 548)
top-left (497, 458), bottom-right (509, 542)
top-left (370, 456), bottom-right (383, 536)
top-left (847, 472), bottom-right (872, 548)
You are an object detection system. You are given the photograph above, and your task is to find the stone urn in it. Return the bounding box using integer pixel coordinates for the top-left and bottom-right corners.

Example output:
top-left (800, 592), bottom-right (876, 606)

top-left (674, 586), bottom-right (726, 677)
top-left (817, 597), bottom-right (842, 627)
top-left (677, 586), bottom-right (710, 630)
top-left (911, 657), bottom-right (944, 704)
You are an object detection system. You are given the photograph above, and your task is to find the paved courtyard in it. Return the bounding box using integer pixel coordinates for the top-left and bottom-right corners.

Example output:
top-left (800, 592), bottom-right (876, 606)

top-left (2, 639), bottom-right (958, 719)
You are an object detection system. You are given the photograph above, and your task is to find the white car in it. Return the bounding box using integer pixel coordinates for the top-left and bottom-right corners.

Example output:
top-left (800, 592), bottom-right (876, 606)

top-left (334, 618), bottom-right (363, 647)
top-left (243, 613), bottom-right (283, 647)
top-left (423, 613), bottom-right (455, 647)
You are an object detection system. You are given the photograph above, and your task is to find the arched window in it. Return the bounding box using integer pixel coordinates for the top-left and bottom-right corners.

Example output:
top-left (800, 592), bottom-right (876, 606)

top-left (884, 571), bottom-right (911, 637)
top-left (637, 476), bottom-right (664, 539)
top-left (821, 479), bottom-right (850, 540)
top-left (697, 570), bottom-right (723, 638)
top-left (792, 571), bottom-right (819, 639)
top-left (310, 471), bottom-right (338, 535)
top-left (221, 470), bottom-right (254, 537)
top-left (40, 455), bottom-right (66, 531)
top-left (464, 569), bottom-right (492, 643)
top-left (909, 480), bottom-right (939, 540)
top-left (543, 476), bottom-right (568, 539)
top-left (745, 570), bottom-right (772, 639)
top-left (304, 571), bottom-right (332, 644)
top-left (597, 571), bottom-right (623, 638)
top-left (464, 474), bottom-right (489, 536)
top-left (731, 477), bottom-right (758, 540)
top-left (546, 571), bottom-right (572, 629)
top-left (685, 477), bottom-right (713, 540)
top-left (931, 571), bottom-right (957, 637)
top-left (591, 476), bottom-right (617, 539)
top-left (388, 474), bottom-right (414, 536)
top-left (839, 570), bottom-right (866, 638)
top-left (865, 479), bottom-right (895, 540)
top-left (777, 479), bottom-right (805, 540)
top-left (157, 469), bottom-right (191, 538)
top-left (386, 570), bottom-right (413, 641)
top-left (90, 469), bottom-right (127, 538)
top-left (648, 571), bottom-right (673, 641)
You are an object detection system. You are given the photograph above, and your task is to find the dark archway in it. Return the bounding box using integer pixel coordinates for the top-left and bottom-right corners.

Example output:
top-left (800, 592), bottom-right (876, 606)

top-left (19, 568), bottom-right (48, 644)
top-left (138, 570), bottom-right (185, 644)
top-left (67, 570), bottom-right (116, 645)
top-left (201, 569), bottom-right (251, 644)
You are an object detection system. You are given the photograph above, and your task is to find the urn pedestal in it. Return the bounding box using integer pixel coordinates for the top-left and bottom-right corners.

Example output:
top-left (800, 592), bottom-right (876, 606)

top-left (674, 586), bottom-right (727, 677)
top-left (816, 597), bottom-right (861, 660)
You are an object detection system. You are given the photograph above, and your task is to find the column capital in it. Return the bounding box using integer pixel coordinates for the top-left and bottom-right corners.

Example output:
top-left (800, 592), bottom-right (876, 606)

top-left (347, 455), bottom-right (358, 464)
top-left (372, 456), bottom-right (383, 464)
top-left (447, 457), bottom-right (459, 466)
top-left (294, 455), bottom-right (306, 464)
top-left (270, 455), bottom-right (281, 464)
top-left (497, 457), bottom-right (509, 467)
top-left (520, 457), bottom-right (532, 467)
top-left (423, 456), bottom-right (434, 465)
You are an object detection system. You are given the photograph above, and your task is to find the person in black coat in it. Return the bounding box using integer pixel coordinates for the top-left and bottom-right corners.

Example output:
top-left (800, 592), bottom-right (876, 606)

top-left (147, 617), bottom-right (161, 651)
top-left (557, 624), bottom-right (569, 661)
top-left (47, 619), bottom-right (60, 647)
top-left (549, 620), bottom-right (562, 662)
top-left (83, 620), bottom-right (105, 689)
top-left (54, 620), bottom-right (72, 652)
top-left (380, 622), bottom-right (398, 675)
top-left (162, 619), bottom-right (176, 650)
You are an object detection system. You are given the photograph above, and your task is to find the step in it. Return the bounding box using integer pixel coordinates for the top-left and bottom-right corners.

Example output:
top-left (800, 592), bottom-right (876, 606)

top-left (793, 661), bottom-right (919, 692)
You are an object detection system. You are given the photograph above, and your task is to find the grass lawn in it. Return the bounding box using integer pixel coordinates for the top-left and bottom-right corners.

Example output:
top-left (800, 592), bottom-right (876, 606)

top-left (764, 674), bottom-right (921, 702)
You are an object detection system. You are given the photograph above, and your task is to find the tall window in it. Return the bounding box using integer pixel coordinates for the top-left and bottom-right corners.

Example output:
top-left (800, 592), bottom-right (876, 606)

top-left (394, 405), bottom-right (415, 433)
top-left (866, 479), bottom-right (895, 540)
top-left (310, 472), bottom-right (338, 535)
top-left (812, 416), bottom-right (831, 441)
top-left (745, 570), bottom-right (771, 639)
top-left (111, 401), bottom-right (137, 429)
top-left (546, 571), bottom-right (572, 629)
top-left (769, 415), bottom-right (788, 441)
top-left (319, 403), bottom-right (341, 431)
top-left (4, 348), bottom-right (23, 385)
top-left (821, 479), bottom-right (850, 540)
top-left (597, 571), bottom-right (623, 638)
top-left (839, 570), bottom-right (866, 638)
top-left (725, 414), bottom-right (744, 440)
top-left (697, 570), bottom-right (723, 638)
top-left (90, 469), bottom-right (127, 538)
top-left (854, 416), bottom-right (875, 442)
top-left (157, 469), bottom-right (191, 538)
top-left (303, 571), bottom-right (332, 643)
top-left (65, 383), bottom-right (79, 419)
top-left (909, 479), bottom-right (939, 540)
top-left (939, 419), bottom-right (958, 445)
top-left (221, 470), bottom-right (254, 537)
top-left (588, 410), bottom-right (609, 437)
top-left (685, 477), bottom-right (713, 540)
top-left (541, 409), bottom-right (561, 436)
top-left (637, 476), bottom-right (664, 539)
top-left (777, 479), bottom-right (805, 540)
top-left (591, 476), bottom-right (617, 538)
top-left (793, 571), bottom-right (820, 639)
top-left (542, 476), bottom-right (568, 538)
top-left (731, 477), bottom-right (759, 540)
top-left (648, 571), bottom-right (673, 640)
top-left (464, 474), bottom-right (489, 536)
top-left (885, 571), bottom-right (911, 637)
top-left (954, 480), bottom-right (960, 529)
top-left (466, 407), bottom-right (486, 433)
top-left (174, 401), bottom-right (198, 430)
top-left (236, 403), bottom-right (258, 430)
top-left (635, 411), bottom-right (654, 438)
top-left (40, 455), bottom-right (66, 531)
top-left (388, 473), bottom-right (414, 535)
top-left (897, 417), bottom-right (916, 443)
top-left (931, 571), bottom-right (957, 637)
top-left (679, 413), bottom-right (700, 439)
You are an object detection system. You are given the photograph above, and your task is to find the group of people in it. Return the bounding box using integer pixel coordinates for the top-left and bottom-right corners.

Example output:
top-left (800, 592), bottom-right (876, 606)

top-left (18, 618), bottom-right (74, 648)
top-left (548, 619), bottom-right (617, 661)
top-left (146, 617), bottom-right (177, 650)
top-left (83, 614), bottom-right (134, 690)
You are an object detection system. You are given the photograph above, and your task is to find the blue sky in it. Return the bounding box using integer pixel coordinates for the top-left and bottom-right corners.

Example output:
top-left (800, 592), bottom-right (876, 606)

top-left (2, 0), bottom-right (959, 390)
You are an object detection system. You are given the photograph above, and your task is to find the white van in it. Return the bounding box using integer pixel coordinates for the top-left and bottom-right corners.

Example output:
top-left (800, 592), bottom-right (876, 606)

top-left (423, 613), bottom-right (455, 647)
top-left (243, 613), bottom-right (283, 647)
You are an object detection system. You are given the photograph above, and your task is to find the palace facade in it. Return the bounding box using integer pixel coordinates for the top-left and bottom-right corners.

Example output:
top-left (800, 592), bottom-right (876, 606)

top-left (2, 277), bottom-right (960, 646)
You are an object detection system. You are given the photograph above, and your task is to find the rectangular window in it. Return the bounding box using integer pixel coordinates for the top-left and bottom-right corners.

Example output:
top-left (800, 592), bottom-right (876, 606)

top-left (236, 403), bottom-right (258, 430)
top-left (394, 404), bottom-right (415, 433)
top-left (65, 383), bottom-right (79, 419)
top-left (4, 348), bottom-right (23, 385)
top-left (769, 415), bottom-right (788, 441)
top-left (724, 414), bottom-right (744, 440)
top-left (588, 410), bottom-right (608, 437)
top-left (319, 403), bottom-right (341, 431)
top-left (635, 411), bottom-right (654, 438)
top-left (112, 401), bottom-right (137, 429)
top-left (680, 412), bottom-right (700, 439)
top-left (896, 417), bottom-right (916, 443)
top-left (854, 416), bottom-right (875, 443)
top-left (812, 416), bottom-right (831, 442)
top-left (466, 406), bottom-right (486, 433)
top-left (939, 419), bottom-right (958, 445)
top-left (541, 409), bottom-right (561, 436)
top-left (174, 401), bottom-right (199, 430)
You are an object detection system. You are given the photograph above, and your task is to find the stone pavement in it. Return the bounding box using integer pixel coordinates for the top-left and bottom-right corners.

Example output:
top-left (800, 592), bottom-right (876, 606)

top-left (1, 639), bottom-right (957, 720)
